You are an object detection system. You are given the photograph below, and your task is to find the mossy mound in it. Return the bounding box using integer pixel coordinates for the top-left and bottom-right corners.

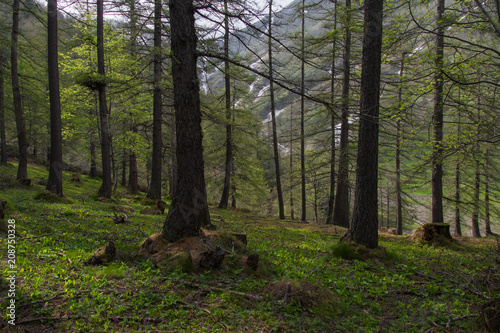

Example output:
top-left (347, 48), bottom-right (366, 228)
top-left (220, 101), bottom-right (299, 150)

top-left (411, 223), bottom-right (453, 246)
top-left (139, 230), bottom-right (250, 273)
top-left (331, 242), bottom-right (389, 261)
top-left (262, 280), bottom-right (345, 316)
top-left (34, 190), bottom-right (73, 204)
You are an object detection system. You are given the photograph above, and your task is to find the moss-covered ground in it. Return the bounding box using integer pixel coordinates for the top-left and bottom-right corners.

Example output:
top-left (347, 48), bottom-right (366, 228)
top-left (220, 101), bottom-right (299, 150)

top-left (1, 163), bottom-right (499, 332)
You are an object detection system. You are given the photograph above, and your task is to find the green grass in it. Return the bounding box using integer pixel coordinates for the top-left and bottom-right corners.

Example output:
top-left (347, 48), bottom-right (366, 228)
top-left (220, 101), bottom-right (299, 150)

top-left (1, 163), bottom-right (499, 332)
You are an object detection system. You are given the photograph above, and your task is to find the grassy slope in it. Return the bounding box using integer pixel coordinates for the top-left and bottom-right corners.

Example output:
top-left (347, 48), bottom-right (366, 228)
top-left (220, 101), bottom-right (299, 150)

top-left (1, 163), bottom-right (499, 332)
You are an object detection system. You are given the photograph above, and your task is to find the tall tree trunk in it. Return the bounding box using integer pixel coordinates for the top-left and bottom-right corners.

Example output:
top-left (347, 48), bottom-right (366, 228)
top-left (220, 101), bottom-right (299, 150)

top-left (340, 0), bottom-right (383, 249)
top-left (325, 1), bottom-right (337, 225)
top-left (484, 149), bottom-right (492, 236)
top-left (46, 0), bottom-right (63, 196)
top-left (163, 0), bottom-right (210, 242)
top-left (289, 106), bottom-right (295, 220)
top-left (454, 113), bottom-right (462, 236)
top-left (121, 148), bottom-right (127, 186)
top-left (300, 0), bottom-right (307, 222)
top-left (168, 109), bottom-right (177, 197)
top-left (218, 0), bottom-right (233, 209)
top-left (431, 0), bottom-right (445, 224)
top-left (11, 0), bottom-right (28, 180)
top-left (96, 0), bottom-right (112, 198)
top-left (127, 0), bottom-right (139, 192)
top-left (395, 52), bottom-right (406, 235)
top-left (471, 146), bottom-right (481, 237)
top-left (269, 0), bottom-right (285, 219)
top-left (332, 0), bottom-right (352, 228)
top-left (0, 50), bottom-right (7, 164)
top-left (89, 140), bottom-right (97, 177)
top-left (146, 0), bottom-right (163, 201)
top-left (128, 142), bottom-right (139, 192)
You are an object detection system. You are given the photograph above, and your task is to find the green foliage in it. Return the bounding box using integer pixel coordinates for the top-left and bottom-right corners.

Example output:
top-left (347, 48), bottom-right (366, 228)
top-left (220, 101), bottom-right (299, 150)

top-left (0, 163), bottom-right (498, 332)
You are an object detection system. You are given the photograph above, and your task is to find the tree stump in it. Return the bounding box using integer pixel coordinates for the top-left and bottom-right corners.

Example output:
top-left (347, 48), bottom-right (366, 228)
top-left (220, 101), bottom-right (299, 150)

top-left (198, 246), bottom-right (225, 269)
top-left (411, 223), bottom-right (452, 245)
top-left (231, 232), bottom-right (247, 245)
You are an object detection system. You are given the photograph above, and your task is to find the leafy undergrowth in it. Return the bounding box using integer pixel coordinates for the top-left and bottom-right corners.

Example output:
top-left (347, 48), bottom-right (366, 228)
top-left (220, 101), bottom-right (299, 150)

top-left (1, 163), bottom-right (499, 332)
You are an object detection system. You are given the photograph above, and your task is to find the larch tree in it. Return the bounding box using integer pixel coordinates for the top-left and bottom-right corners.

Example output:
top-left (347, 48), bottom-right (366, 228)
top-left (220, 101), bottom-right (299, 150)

top-left (146, 0), bottom-right (163, 201)
top-left (300, 0), bottom-right (306, 222)
top-left (0, 50), bottom-right (6, 165)
top-left (218, 0), bottom-right (233, 209)
top-left (127, 0), bottom-right (140, 193)
top-left (11, 0), bottom-right (29, 180)
top-left (268, 0), bottom-right (285, 219)
top-left (325, 0), bottom-right (338, 225)
top-left (431, 0), bottom-right (445, 224)
top-left (96, 0), bottom-right (112, 198)
top-left (163, 0), bottom-right (211, 242)
top-left (331, 0), bottom-right (352, 227)
top-left (341, 0), bottom-right (383, 248)
top-left (46, 0), bottom-right (64, 196)
top-left (395, 52), bottom-right (406, 235)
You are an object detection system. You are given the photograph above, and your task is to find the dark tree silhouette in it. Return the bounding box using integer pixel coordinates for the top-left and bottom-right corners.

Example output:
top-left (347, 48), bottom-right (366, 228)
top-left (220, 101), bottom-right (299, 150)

top-left (431, 0), bottom-right (445, 224)
top-left (11, 0), bottom-right (28, 180)
top-left (332, 0), bottom-right (352, 228)
top-left (146, 0), bottom-right (163, 201)
top-left (341, 0), bottom-right (383, 248)
top-left (97, 0), bottom-right (112, 198)
top-left (163, 0), bottom-right (210, 242)
top-left (0, 50), bottom-right (6, 165)
top-left (218, 0), bottom-right (233, 209)
top-left (46, 0), bottom-right (63, 196)
top-left (268, 0), bottom-right (285, 219)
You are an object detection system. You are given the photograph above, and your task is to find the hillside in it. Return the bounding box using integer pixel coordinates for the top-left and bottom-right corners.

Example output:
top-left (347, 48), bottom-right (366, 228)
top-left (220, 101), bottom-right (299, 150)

top-left (1, 163), bottom-right (499, 332)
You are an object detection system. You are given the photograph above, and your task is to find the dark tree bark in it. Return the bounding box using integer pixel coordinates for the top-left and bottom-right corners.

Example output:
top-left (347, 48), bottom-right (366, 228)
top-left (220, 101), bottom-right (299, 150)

top-left (471, 144), bottom-right (481, 238)
top-left (340, 0), bottom-right (383, 249)
top-left (431, 0), bottom-right (445, 224)
top-left (163, 0), bottom-right (210, 242)
top-left (454, 113), bottom-right (462, 236)
top-left (168, 110), bottom-right (177, 197)
top-left (0, 50), bottom-right (7, 164)
top-left (146, 0), bottom-right (163, 201)
top-left (128, 142), bottom-right (139, 192)
top-left (96, 0), bottom-right (112, 198)
top-left (127, 0), bottom-right (139, 192)
top-left (218, 0), bottom-right (233, 209)
top-left (395, 52), bottom-right (406, 235)
top-left (484, 149), bottom-right (492, 236)
top-left (300, 0), bottom-right (307, 222)
top-left (268, 0), bottom-right (285, 219)
top-left (121, 148), bottom-right (127, 187)
top-left (11, 0), bottom-right (28, 180)
top-left (289, 105), bottom-right (295, 220)
top-left (325, 1), bottom-right (338, 225)
top-left (332, 0), bottom-right (352, 228)
top-left (89, 140), bottom-right (98, 178)
top-left (46, 0), bottom-right (63, 196)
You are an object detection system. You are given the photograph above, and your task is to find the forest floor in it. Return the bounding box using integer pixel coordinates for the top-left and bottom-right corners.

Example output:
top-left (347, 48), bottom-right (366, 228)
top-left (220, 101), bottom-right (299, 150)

top-left (1, 163), bottom-right (499, 332)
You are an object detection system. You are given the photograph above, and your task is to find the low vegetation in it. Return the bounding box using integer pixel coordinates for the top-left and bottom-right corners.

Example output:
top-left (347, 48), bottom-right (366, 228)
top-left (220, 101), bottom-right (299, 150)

top-left (1, 163), bottom-right (499, 332)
